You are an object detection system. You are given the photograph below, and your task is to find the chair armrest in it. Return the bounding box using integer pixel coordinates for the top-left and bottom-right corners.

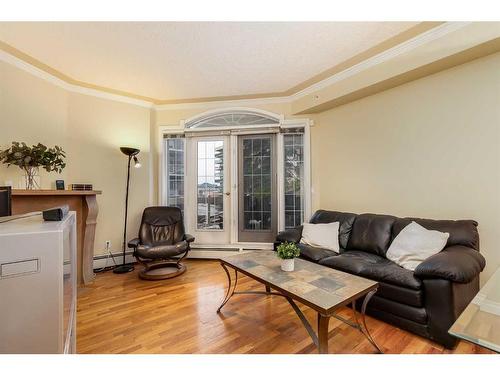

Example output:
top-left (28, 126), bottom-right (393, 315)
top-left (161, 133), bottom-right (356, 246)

top-left (184, 234), bottom-right (195, 243)
top-left (276, 226), bottom-right (303, 244)
top-left (128, 238), bottom-right (140, 248)
top-left (414, 245), bottom-right (485, 283)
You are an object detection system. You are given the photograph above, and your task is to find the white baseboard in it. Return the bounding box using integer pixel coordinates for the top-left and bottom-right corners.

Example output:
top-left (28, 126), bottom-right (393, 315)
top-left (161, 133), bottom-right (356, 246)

top-left (92, 248), bottom-right (257, 270)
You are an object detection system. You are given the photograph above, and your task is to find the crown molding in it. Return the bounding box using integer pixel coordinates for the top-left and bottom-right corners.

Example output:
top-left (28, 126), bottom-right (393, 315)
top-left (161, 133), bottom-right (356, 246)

top-left (1, 22), bottom-right (485, 112)
top-left (0, 22), bottom-right (444, 109)
top-left (289, 22), bottom-right (470, 100)
top-left (0, 48), bottom-right (154, 108)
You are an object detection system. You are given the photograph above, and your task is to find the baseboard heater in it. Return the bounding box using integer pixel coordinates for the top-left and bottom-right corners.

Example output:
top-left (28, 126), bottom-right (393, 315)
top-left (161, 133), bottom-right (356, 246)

top-left (92, 250), bottom-right (134, 261)
top-left (92, 248), bottom-right (250, 270)
top-left (92, 251), bottom-right (134, 271)
top-left (187, 248), bottom-right (244, 259)
top-left (190, 247), bottom-right (240, 252)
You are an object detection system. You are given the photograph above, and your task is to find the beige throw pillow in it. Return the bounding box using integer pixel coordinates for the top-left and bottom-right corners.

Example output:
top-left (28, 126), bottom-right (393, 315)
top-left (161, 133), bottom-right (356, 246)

top-left (300, 222), bottom-right (340, 252)
top-left (386, 221), bottom-right (449, 271)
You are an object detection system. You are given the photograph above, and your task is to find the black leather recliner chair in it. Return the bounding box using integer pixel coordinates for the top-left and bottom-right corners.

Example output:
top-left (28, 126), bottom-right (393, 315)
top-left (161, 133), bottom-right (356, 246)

top-left (128, 206), bottom-right (194, 280)
top-left (274, 210), bottom-right (485, 348)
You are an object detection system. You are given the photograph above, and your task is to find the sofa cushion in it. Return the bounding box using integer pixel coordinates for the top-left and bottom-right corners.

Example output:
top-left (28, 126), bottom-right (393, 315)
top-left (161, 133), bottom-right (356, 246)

top-left (297, 243), bottom-right (339, 263)
top-left (319, 250), bottom-right (422, 290)
top-left (392, 217), bottom-right (479, 250)
top-left (346, 213), bottom-right (397, 256)
top-left (377, 281), bottom-right (423, 307)
top-left (309, 210), bottom-right (357, 249)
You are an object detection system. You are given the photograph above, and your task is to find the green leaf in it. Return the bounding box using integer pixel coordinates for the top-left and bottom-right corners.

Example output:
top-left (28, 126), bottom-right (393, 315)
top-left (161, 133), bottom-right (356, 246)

top-left (0, 141), bottom-right (66, 172)
top-left (277, 242), bottom-right (300, 260)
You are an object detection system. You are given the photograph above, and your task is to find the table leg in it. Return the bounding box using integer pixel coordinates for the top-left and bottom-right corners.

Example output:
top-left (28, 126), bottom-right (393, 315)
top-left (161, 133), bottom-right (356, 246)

top-left (217, 263), bottom-right (238, 313)
top-left (317, 313), bottom-right (331, 354)
top-left (360, 289), bottom-right (383, 353)
top-left (265, 285), bottom-right (271, 293)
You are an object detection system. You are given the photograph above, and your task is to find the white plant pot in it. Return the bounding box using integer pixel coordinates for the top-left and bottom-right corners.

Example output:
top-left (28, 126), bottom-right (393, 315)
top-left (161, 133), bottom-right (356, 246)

top-left (281, 258), bottom-right (295, 272)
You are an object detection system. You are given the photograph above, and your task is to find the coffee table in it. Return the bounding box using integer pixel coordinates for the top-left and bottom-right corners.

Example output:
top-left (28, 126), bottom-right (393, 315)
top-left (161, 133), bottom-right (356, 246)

top-left (217, 251), bottom-right (382, 354)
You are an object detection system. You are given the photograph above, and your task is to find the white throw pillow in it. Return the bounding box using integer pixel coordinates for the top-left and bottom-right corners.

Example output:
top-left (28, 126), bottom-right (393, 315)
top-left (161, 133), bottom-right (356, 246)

top-left (386, 221), bottom-right (449, 271)
top-left (300, 222), bottom-right (340, 252)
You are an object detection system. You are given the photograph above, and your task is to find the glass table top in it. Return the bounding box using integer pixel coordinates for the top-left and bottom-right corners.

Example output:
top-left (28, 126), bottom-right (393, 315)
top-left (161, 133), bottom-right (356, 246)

top-left (449, 267), bottom-right (500, 352)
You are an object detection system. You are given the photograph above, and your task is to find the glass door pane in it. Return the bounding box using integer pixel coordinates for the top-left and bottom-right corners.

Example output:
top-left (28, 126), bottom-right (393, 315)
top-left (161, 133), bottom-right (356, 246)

top-left (238, 134), bottom-right (277, 242)
top-left (164, 137), bottom-right (185, 213)
top-left (197, 140), bottom-right (224, 230)
top-left (284, 133), bottom-right (304, 229)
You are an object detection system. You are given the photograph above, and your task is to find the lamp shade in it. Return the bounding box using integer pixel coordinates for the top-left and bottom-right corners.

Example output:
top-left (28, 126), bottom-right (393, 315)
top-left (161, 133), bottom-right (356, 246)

top-left (120, 147), bottom-right (140, 156)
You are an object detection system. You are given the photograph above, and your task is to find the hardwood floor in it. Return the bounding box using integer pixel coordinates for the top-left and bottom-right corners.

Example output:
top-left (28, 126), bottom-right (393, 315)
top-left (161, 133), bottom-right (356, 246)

top-left (77, 259), bottom-right (492, 354)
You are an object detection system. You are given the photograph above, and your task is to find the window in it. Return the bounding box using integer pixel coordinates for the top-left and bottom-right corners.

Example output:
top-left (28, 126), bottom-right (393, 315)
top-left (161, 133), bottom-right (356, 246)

top-left (197, 140), bottom-right (224, 230)
top-left (283, 133), bottom-right (304, 229)
top-left (186, 112), bottom-right (279, 129)
top-left (242, 136), bottom-right (273, 231)
top-left (164, 137), bottom-right (185, 213)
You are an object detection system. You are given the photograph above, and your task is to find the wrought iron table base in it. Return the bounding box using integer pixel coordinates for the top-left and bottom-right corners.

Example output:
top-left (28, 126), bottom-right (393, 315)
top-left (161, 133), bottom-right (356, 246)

top-left (217, 262), bottom-right (383, 354)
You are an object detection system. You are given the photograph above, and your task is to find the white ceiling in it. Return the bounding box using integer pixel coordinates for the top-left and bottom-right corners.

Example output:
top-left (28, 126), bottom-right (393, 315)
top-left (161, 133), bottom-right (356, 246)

top-left (0, 22), bottom-right (418, 101)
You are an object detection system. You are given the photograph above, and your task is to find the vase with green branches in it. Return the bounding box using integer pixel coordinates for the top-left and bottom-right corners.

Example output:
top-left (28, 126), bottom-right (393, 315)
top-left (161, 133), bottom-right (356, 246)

top-left (276, 242), bottom-right (300, 271)
top-left (0, 142), bottom-right (66, 189)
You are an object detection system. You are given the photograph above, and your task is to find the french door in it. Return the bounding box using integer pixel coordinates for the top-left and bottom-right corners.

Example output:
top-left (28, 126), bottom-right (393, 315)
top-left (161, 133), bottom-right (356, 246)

top-left (186, 134), bottom-right (278, 245)
top-left (187, 136), bottom-right (231, 245)
top-left (238, 134), bottom-right (277, 243)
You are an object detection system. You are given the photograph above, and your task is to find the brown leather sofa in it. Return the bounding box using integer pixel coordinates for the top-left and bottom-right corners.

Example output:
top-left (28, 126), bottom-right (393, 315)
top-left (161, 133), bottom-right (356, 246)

top-left (274, 210), bottom-right (485, 348)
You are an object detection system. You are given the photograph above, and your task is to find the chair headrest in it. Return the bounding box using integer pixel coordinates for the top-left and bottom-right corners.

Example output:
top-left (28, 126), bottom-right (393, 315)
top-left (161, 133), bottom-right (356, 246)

top-left (141, 206), bottom-right (183, 227)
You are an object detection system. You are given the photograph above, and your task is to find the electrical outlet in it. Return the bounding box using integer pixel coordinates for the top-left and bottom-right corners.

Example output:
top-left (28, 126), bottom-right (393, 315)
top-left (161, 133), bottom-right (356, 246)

top-left (105, 240), bottom-right (111, 250)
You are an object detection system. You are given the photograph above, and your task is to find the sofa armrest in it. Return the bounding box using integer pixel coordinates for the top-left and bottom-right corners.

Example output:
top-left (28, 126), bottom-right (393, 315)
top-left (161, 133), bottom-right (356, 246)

top-left (276, 226), bottom-right (303, 244)
top-left (414, 245), bottom-right (485, 283)
top-left (128, 237), bottom-right (140, 248)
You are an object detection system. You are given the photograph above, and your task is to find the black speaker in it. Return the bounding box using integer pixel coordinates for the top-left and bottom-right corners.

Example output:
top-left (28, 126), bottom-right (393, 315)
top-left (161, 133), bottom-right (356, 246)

top-left (42, 205), bottom-right (69, 221)
top-left (0, 186), bottom-right (12, 217)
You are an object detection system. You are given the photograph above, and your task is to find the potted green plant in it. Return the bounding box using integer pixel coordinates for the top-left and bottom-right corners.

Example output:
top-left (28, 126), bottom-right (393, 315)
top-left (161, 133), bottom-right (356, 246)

top-left (0, 142), bottom-right (66, 189)
top-left (276, 242), bottom-right (301, 272)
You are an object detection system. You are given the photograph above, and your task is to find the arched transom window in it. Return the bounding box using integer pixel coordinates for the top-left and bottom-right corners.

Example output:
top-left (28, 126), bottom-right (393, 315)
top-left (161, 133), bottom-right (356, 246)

top-left (185, 110), bottom-right (280, 129)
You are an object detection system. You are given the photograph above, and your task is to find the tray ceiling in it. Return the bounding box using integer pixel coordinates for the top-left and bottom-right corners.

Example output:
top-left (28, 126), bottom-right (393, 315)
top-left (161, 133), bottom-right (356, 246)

top-left (0, 22), bottom-right (420, 102)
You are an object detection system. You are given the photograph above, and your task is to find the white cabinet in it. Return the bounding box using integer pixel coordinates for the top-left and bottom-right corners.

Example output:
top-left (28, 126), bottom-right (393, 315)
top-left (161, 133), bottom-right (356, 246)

top-left (0, 211), bottom-right (77, 353)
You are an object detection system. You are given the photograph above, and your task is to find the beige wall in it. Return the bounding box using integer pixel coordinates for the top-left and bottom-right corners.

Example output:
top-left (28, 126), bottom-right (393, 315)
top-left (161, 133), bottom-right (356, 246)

top-left (313, 52), bottom-right (500, 282)
top-left (0, 60), bottom-right (151, 257)
top-left (0, 60), bottom-right (69, 186)
top-left (66, 93), bottom-right (151, 256)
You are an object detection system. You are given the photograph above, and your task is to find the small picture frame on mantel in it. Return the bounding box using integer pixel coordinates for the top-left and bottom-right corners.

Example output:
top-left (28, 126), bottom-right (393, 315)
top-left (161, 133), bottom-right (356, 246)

top-left (55, 180), bottom-right (65, 190)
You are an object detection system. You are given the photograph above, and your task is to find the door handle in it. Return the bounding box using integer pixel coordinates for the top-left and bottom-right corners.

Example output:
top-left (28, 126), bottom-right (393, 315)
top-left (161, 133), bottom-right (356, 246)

top-left (225, 192), bottom-right (231, 196)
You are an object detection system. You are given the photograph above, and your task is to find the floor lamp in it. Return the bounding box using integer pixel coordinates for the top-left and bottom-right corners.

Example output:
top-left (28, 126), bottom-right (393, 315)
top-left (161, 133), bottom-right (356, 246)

top-left (114, 146), bottom-right (141, 274)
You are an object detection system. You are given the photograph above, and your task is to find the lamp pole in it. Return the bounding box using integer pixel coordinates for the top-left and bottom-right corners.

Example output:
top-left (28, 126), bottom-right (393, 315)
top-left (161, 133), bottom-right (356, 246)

top-left (114, 147), bottom-right (140, 274)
